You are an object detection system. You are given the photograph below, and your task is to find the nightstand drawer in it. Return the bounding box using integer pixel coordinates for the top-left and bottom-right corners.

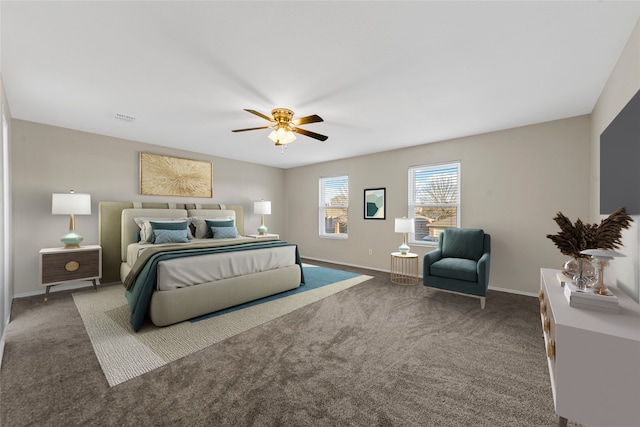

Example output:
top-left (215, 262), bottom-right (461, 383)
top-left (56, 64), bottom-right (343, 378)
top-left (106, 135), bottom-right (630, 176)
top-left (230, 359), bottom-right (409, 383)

top-left (40, 247), bottom-right (101, 285)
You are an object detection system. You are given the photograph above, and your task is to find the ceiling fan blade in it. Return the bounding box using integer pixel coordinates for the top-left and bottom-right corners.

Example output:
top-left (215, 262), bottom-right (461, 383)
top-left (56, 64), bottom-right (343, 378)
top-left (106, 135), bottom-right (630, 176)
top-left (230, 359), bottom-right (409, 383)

top-left (294, 127), bottom-right (329, 141)
top-left (244, 109), bottom-right (275, 122)
top-left (292, 114), bottom-right (324, 126)
top-left (231, 126), bottom-right (272, 133)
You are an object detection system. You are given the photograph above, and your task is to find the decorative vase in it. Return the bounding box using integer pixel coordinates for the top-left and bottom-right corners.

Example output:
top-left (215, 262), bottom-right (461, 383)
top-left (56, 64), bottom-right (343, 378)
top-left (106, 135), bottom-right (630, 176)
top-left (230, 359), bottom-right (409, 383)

top-left (562, 257), bottom-right (597, 289)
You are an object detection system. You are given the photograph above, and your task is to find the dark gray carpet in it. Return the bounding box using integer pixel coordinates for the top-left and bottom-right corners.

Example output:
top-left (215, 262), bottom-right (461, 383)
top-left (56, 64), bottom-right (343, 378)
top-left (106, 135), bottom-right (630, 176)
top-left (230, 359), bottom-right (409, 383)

top-left (1, 260), bottom-right (579, 426)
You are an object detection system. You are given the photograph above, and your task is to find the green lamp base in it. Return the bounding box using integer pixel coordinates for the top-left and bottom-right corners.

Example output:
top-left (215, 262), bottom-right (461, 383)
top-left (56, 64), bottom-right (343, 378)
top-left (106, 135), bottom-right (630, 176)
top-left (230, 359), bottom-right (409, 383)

top-left (257, 224), bottom-right (268, 236)
top-left (61, 230), bottom-right (83, 249)
top-left (398, 243), bottom-right (410, 254)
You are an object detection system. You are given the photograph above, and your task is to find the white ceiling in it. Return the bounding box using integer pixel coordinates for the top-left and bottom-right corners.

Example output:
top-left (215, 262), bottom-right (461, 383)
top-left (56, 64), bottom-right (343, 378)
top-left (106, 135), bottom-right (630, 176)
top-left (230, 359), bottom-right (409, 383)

top-left (2, 1), bottom-right (639, 169)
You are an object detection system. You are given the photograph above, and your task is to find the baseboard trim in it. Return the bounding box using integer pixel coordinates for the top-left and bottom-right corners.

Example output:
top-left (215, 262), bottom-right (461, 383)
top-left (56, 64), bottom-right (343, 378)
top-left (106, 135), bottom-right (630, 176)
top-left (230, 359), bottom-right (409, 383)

top-left (302, 256), bottom-right (391, 274)
top-left (302, 257), bottom-right (537, 298)
top-left (14, 280), bottom-right (98, 299)
top-left (0, 334), bottom-right (4, 371)
top-left (0, 315), bottom-right (7, 371)
top-left (488, 285), bottom-right (537, 298)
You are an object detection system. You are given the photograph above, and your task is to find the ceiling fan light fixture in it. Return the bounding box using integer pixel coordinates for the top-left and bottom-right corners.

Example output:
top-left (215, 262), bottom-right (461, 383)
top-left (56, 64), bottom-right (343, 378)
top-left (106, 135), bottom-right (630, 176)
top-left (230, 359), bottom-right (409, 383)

top-left (268, 128), bottom-right (296, 145)
top-left (283, 131), bottom-right (297, 144)
top-left (232, 107), bottom-right (326, 147)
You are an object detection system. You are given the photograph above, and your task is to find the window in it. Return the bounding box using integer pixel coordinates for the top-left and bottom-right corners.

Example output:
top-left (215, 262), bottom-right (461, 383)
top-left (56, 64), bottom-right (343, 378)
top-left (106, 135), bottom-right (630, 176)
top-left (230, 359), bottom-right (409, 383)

top-left (409, 162), bottom-right (460, 245)
top-left (319, 175), bottom-right (348, 238)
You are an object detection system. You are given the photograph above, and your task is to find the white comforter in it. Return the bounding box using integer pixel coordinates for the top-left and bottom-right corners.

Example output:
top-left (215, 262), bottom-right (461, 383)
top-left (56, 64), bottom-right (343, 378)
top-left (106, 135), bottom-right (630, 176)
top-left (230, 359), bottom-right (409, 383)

top-left (126, 239), bottom-right (296, 291)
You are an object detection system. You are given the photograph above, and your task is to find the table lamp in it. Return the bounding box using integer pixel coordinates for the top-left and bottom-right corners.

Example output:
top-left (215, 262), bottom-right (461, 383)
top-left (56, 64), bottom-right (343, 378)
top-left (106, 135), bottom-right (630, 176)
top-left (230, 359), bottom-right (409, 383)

top-left (580, 248), bottom-right (626, 296)
top-left (254, 200), bottom-right (271, 235)
top-left (52, 190), bottom-right (91, 249)
top-left (395, 217), bottom-right (414, 255)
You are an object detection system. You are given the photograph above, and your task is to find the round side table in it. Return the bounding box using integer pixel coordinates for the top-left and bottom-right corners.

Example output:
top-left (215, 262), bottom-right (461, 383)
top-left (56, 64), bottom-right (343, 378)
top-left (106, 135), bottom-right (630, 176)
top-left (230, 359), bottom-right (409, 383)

top-left (390, 252), bottom-right (419, 285)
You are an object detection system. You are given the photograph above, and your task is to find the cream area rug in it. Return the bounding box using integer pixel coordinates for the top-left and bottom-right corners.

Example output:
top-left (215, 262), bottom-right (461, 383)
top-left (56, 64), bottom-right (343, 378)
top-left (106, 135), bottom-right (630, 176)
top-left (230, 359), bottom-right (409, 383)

top-left (72, 265), bottom-right (372, 387)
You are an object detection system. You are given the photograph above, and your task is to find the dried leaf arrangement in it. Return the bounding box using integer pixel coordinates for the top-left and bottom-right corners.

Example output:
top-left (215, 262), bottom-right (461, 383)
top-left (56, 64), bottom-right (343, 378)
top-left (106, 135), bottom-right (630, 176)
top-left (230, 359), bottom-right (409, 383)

top-left (546, 207), bottom-right (633, 258)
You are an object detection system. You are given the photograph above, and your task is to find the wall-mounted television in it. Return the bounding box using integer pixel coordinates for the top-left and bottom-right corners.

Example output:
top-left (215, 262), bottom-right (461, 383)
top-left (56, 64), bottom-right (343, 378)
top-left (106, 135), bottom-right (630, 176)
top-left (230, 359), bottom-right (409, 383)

top-left (600, 89), bottom-right (640, 215)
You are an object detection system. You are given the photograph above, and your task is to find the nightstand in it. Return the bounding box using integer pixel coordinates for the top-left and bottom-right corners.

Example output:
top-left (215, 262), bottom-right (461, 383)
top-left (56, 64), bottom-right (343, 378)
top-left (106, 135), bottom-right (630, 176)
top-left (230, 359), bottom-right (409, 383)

top-left (39, 245), bottom-right (102, 302)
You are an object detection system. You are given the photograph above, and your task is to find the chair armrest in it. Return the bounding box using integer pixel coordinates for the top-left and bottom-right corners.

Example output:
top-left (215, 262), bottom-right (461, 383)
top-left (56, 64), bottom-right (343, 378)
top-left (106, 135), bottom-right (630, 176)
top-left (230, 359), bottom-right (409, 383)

top-left (477, 252), bottom-right (491, 290)
top-left (423, 249), bottom-right (442, 277)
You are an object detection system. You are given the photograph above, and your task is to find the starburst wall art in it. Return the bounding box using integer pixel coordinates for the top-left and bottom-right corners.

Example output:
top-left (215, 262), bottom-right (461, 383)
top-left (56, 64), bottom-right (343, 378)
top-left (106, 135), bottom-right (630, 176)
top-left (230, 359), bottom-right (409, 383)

top-left (140, 152), bottom-right (213, 198)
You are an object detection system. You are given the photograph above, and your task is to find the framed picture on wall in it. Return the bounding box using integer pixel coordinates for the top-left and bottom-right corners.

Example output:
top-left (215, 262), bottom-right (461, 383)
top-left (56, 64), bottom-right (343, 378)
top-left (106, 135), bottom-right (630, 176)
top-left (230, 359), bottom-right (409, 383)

top-left (364, 188), bottom-right (386, 219)
top-left (140, 152), bottom-right (213, 198)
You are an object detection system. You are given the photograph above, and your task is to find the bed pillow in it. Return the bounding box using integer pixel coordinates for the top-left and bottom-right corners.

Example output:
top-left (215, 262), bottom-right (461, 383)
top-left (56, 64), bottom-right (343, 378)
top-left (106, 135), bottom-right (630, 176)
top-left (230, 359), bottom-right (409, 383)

top-left (134, 217), bottom-right (193, 242)
top-left (209, 226), bottom-right (239, 239)
top-left (150, 220), bottom-right (189, 243)
top-left (190, 217), bottom-right (234, 238)
top-left (205, 219), bottom-right (235, 238)
top-left (153, 229), bottom-right (190, 244)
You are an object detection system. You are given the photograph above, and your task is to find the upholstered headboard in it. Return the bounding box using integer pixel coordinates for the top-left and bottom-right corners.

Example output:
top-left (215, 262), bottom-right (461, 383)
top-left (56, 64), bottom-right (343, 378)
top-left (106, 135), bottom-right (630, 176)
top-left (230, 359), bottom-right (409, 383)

top-left (98, 201), bottom-right (244, 284)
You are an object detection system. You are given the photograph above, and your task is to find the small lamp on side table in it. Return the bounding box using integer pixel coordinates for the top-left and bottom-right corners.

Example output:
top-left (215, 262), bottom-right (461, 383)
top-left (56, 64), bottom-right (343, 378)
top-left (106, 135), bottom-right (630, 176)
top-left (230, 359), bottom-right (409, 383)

top-left (52, 190), bottom-right (91, 249)
top-left (395, 217), bottom-right (414, 255)
top-left (254, 200), bottom-right (271, 235)
top-left (580, 248), bottom-right (626, 296)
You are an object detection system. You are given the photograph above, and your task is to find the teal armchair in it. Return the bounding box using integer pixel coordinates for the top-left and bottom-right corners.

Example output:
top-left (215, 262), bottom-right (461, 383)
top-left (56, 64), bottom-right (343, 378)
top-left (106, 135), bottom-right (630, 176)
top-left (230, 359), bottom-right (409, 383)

top-left (423, 228), bottom-right (491, 309)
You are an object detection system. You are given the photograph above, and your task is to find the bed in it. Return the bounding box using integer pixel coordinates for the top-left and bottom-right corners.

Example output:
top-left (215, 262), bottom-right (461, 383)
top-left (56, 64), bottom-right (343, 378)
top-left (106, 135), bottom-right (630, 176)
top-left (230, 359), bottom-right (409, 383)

top-left (98, 202), bottom-right (303, 331)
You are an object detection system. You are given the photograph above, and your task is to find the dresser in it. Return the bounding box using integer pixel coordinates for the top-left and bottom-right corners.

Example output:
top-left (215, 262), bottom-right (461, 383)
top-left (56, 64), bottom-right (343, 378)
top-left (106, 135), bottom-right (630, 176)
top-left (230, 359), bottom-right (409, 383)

top-left (539, 268), bottom-right (640, 427)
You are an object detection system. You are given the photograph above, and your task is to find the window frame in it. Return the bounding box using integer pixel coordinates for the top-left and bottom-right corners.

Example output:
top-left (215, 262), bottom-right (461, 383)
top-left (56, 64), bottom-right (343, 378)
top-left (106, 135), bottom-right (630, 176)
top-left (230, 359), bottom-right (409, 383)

top-left (318, 175), bottom-right (349, 239)
top-left (408, 161), bottom-right (461, 246)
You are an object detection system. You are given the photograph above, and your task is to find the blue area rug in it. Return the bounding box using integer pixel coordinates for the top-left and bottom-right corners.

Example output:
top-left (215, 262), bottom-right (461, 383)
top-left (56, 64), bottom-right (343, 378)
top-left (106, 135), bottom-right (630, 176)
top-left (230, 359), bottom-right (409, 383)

top-left (189, 265), bottom-right (361, 323)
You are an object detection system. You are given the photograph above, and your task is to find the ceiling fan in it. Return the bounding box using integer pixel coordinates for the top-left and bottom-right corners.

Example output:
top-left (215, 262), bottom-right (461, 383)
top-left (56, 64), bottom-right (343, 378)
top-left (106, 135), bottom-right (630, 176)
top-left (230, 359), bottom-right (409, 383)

top-left (232, 108), bottom-right (328, 146)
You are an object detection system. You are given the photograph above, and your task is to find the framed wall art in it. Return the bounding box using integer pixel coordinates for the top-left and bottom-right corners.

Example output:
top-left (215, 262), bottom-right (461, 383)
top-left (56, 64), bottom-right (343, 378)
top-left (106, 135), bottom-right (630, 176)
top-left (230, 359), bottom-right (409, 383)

top-left (140, 152), bottom-right (213, 198)
top-left (364, 187), bottom-right (386, 219)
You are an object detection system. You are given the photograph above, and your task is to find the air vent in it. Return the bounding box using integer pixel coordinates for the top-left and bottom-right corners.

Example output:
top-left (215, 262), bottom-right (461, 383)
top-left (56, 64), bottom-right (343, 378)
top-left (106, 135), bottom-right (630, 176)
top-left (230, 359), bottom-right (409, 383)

top-left (115, 113), bottom-right (136, 122)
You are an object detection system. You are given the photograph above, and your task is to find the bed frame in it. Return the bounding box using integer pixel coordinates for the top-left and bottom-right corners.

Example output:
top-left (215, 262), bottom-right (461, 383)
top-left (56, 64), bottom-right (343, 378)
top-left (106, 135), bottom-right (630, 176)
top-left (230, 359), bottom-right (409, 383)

top-left (98, 201), bottom-right (245, 284)
top-left (98, 201), bottom-right (301, 327)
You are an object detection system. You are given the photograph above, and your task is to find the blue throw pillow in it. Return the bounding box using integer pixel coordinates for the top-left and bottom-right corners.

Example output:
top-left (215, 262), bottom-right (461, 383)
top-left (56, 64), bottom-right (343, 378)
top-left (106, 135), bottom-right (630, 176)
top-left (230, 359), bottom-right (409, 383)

top-left (209, 226), bottom-right (239, 239)
top-left (150, 220), bottom-right (188, 230)
top-left (153, 229), bottom-right (190, 244)
top-left (205, 219), bottom-right (234, 238)
top-left (150, 220), bottom-right (189, 243)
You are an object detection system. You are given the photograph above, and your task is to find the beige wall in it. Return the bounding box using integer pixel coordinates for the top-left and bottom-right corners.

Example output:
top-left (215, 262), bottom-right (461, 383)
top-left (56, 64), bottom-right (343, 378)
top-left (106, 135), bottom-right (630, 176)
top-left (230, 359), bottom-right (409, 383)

top-left (590, 18), bottom-right (640, 302)
top-left (285, 115), bottom-right (591, 295)
top-left (1, 73), bottom-right (13, 354)
top-left (11, 120), bottom-right (286, 296)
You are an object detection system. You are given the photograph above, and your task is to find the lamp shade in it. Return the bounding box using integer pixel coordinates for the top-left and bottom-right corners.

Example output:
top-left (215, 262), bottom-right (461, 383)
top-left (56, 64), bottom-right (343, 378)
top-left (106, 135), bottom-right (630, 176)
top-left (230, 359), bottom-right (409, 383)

top-left (52, 192), bottom-right (91, 215)
top-left (395, 218), bottom-right (414, 234)
top-left (254, 200), bottom-right (272, 215)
